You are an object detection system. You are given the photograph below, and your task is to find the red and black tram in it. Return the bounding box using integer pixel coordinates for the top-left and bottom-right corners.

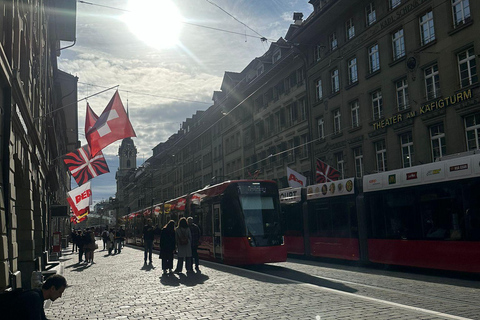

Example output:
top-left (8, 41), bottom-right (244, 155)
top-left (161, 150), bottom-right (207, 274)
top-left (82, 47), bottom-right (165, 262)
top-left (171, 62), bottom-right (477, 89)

top-left (280, 154), bottom-right (480, 273)
top-left (125, 180), bottom-right (287, 265)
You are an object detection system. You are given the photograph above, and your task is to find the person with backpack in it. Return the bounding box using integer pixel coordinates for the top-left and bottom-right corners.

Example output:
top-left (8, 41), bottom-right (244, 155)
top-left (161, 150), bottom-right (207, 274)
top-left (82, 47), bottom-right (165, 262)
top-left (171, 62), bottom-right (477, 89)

top-left (174, 217), bottom-right (193, 273)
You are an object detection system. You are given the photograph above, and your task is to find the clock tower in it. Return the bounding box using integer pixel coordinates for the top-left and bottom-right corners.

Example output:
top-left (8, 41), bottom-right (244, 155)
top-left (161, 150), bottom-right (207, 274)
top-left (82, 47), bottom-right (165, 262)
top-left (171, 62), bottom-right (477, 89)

top-left (118, 137), bottom-right (137, 170)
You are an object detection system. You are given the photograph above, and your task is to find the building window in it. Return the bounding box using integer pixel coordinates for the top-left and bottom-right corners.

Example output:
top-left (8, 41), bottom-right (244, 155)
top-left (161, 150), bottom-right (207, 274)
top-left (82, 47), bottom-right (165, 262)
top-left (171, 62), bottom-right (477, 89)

top-left (366, 3), bottom-right (376, 26)
top-left (396, 78), bottom-right (409, 111)
top-left (331, 68), bottom-right (340, 93)
top-left (369, 43), bottom-right (380, 73)
top-left (465, 113), bottom-right (480, 150)
top-left (391, 0), bottom-right (401, 9)
top-left (314, 45), bottom-right (322, 62)
top-left (354, 146), bottom-right (363, 178)
top-left (300, 134), bottom-right (309, 158)
top-left (452, 0), bottom-right (470, 27)
top-left (348, 57), bottom-right (358, 84)
top-left (272, 51), bottom-right (281, 63)
top-left (329, 32), bottom-right (338, 51)
top-left (335, 152), bottom-right (345, 179)
top-left (317, 117), bottom-right (324, 139)
top-left (430, 123), bottom-right (446, 160)
top-left (392, 28), bottom-right (405, 60)
top-left (315, 78), bottom-right (323, 101)
top-left (372, 90), bottom-right (383, 120)
top-left (400, 132), bottom-right (414, 168)
top-left (420, 11), bottom-right (435, 46)
top-left (346, 18), bottom-right (355, 40)
top-left (375, 140), bottom-right (387, 172)
top-left (351, 100), bottom-right (360, 128)
top-left (299, 98), bottom-right (307, 121)
top-left (458, 47), bottom-right (478, 88)
top-left (424, 64), bottom-right (440, 100)
top-left (334, 109), bottom-right (341, 134)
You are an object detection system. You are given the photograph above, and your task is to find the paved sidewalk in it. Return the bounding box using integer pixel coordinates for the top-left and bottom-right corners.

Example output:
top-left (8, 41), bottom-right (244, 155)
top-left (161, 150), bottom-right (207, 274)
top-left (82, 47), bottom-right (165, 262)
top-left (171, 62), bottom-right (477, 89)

top-left (45, 240), bottom-right (469, 320)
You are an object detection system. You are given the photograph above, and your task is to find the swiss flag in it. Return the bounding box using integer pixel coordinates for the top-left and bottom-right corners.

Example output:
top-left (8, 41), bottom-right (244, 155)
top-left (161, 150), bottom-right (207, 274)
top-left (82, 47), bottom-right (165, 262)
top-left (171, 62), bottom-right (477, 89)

top-left (86, 91), bottom-right (136, 156)
top-left (85, 103), bottom-right (99, 136)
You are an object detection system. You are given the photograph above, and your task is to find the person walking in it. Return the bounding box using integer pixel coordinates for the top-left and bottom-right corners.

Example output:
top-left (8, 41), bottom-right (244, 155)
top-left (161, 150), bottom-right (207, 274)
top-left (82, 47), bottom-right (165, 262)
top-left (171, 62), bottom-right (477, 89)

top-left (108, 228), bottom-right (115, 255)
top-left (143, 219), bottom-right (155, 264)
top-left (88, 227), bottom-right (96, 263)
top-left (160, 220), bottom-right (176, 274)
top-left (187, 217), bottom-right (201, 271)
top-left (70, 229), bottom-right (77, 253)
top-left (174, 217), bottom-right (193, 273)
top-left (114, 226), bottom-right (125, 254)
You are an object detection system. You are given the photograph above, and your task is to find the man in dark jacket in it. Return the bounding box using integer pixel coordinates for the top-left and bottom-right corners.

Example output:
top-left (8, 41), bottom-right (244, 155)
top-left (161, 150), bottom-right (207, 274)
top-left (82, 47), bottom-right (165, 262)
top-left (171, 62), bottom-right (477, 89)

top-left (143, 219), bottom-right (155, 264)
top-left (11, 274), bottom-right (67, 320)
top-left (187, 217), bottom-right (201, 271)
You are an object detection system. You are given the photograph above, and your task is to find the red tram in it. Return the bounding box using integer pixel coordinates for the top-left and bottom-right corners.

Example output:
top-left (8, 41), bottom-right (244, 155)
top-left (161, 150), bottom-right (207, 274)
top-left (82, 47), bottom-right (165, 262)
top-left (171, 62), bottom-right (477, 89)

top-left (125, 180), bottom-right (287, 265)
top-left (280, 153), bottom-right (480, 273)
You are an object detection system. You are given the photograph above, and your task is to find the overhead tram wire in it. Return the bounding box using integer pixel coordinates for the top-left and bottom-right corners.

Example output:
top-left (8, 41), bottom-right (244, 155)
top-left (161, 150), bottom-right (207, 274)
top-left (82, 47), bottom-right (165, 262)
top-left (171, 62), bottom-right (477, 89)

top-left (77, 0), bottom-right (276, 43)
top-left (78, 82), bottom-right (211, 106)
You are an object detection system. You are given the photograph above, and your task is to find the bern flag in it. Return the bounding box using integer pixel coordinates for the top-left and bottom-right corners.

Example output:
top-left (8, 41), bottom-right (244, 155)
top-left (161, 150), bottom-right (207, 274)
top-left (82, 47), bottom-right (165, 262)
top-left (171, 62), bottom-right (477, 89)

top-left (315, 159), bottom-right (340, 183)
top-left (64, 145), bottom-right (110, 186)
top-left (86, 90), bottom-right (136, 156)
top-left (67, 181), bottom-right (92, 217)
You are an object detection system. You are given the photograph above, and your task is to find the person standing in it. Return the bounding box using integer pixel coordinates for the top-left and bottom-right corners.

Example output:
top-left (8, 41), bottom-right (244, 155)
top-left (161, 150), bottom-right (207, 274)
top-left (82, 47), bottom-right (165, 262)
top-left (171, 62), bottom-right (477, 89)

top-left (108, 228), bottom-right (115, 255)
top-left (160, 220), bottom-right (176, 274)
top-left (115, 226), bottom-right (125, 254)
top-left (174, 217), bottom-right (193, 273)
top-left (70, 229), bottom-right (77, 253)
top-left (143, 219), bottom-right (155, 264)
top-left (76, 230), bottom-right (84, 263)
top-left (187, 217), bottom-right (201, 271)
top-left (101, 228), bottom-right (109, 250)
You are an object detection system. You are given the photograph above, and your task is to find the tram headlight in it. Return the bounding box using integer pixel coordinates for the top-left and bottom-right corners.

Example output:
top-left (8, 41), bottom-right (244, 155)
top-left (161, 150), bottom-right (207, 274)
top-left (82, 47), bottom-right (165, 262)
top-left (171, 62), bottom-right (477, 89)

top-left (247, 236), bottom-right (256, 247)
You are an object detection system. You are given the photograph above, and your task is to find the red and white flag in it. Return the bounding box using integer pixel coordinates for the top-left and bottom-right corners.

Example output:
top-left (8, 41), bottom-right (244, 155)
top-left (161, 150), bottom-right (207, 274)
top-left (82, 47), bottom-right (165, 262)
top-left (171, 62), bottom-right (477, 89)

top-left (63, 145), bottom-right (110, 186)
top-left (67, 181), bottom-right (92, 217)
top-left (315, 159), bottom-right (340, 183)
top-left (287, 167), bottom-right (307, 188)
top-left (86, 91), bottom-right (136, 156)
top-left (85, 103), bottom-right (99, 136)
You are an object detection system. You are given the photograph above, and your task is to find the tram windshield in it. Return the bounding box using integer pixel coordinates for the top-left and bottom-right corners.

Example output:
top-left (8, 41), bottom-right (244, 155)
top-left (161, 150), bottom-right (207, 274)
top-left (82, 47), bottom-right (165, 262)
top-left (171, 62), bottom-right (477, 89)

top-left (240, 195), bottom-right (281, 237)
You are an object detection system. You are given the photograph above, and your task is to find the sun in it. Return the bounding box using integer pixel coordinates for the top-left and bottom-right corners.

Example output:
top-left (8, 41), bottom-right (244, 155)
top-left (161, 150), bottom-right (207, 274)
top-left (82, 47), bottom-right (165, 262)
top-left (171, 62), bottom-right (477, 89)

top-left (123, 0), bottom-right (183, 49)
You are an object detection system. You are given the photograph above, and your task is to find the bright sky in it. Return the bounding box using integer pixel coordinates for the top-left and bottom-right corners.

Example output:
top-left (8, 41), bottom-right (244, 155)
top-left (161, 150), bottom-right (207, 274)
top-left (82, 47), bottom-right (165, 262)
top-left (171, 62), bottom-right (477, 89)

top-left (59, 0), bottom-right (313, 205)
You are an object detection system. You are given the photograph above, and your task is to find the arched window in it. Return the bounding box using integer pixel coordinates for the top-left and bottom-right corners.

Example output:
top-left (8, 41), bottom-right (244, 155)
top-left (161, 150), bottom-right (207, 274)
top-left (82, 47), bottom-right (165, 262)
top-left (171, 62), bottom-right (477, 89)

top-left (127, 160), bottom-right (131, 168)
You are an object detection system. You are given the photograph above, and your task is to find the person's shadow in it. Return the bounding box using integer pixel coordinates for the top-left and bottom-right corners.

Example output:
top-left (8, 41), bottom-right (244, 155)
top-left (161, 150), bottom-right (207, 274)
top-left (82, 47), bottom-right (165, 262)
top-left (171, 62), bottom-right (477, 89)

top-left (160, 273), bottom-right (181, 287)
top-left (141, 263), bottom-right (156, 271)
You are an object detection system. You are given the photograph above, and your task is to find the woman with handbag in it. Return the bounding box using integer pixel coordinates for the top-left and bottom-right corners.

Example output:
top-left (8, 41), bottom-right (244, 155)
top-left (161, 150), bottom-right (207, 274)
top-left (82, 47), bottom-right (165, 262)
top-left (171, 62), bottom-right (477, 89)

top-left (86, 227), bottom-right (96, 264)
top-left (160, 220), bottom-right (176, 274)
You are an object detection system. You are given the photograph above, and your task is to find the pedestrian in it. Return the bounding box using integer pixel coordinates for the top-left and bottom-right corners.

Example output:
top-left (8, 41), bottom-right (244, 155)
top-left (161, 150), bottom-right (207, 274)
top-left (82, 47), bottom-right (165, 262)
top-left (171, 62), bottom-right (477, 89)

top-left (187, 217), bottom-right (201, 271)
top-left (143, 219), bottom-right (155, 264)
top-left (77, 230), bottom-right (84, 263)
top-left (83, 228), bottom-right (92, 263)
top-left (115, 226), bottom-right (125, 254)
top-left (87, 227), bottom-right (96, 263)
top-left (11, 274), bottom-right (67, 320)
top-left (101, 228), bottom-right (109, 250)
top-left (174, 217), bottom-right (193, 273)
top-left (160, 220), bottom-right (176, 274)
top-left (108, 228), bottom-right (115, 255)
top-left (70, 229), bottom-right (77, 253)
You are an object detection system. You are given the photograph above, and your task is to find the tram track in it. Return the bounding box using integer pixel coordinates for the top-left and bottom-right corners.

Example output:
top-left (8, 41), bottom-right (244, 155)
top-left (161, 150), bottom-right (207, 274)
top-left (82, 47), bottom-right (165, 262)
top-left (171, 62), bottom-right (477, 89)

top-left (241, 259), bottom-right (480, 320)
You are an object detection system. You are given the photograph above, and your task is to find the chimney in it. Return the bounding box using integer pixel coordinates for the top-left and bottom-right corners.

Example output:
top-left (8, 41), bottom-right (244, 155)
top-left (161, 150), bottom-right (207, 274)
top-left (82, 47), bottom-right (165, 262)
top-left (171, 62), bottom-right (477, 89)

top-left (293, 12), bottom-right (303, 25)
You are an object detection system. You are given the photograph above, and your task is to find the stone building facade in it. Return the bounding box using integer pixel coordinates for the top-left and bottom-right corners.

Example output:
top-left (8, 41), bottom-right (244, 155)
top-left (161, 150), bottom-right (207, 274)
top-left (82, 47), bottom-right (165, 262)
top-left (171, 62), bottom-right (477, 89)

top-left (0, 1), bottom-right (77, 289)
top-left (116, 0), bottom-right (479, 217)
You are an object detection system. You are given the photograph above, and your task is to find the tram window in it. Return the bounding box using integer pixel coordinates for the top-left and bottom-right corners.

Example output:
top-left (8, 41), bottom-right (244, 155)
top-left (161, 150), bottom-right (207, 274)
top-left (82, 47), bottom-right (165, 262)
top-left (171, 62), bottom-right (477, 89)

top-left (222, 197), bottom-right (245, 237)
top-left (240, 196), bottom-right (281, 237)
top-left (463, 181), bottom-right (480, 240)
top-left (281, 203), bottom-right (303, 236)
top-left (308, 198), bottom-right (355, 238)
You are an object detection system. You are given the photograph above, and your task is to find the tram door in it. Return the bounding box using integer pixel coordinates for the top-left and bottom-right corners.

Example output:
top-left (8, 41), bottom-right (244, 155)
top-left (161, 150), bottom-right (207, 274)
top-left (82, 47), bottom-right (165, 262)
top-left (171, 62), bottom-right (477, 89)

top-left (213, 204), bottom-right (223, 260)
